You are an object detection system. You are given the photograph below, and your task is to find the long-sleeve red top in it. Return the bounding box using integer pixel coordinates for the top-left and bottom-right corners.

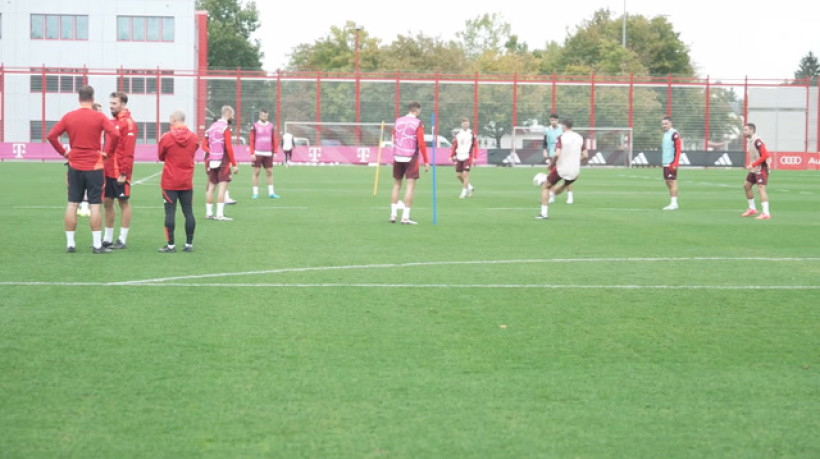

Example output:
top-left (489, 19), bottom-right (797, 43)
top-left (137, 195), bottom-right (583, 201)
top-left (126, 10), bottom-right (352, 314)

top-left (48, 106), bottom-right (119, 171)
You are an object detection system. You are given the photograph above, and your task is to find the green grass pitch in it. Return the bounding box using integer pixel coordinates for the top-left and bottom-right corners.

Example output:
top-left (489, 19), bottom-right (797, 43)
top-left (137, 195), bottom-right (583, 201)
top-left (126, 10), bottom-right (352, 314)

top-left (1, 161), bottom-right (818, 457)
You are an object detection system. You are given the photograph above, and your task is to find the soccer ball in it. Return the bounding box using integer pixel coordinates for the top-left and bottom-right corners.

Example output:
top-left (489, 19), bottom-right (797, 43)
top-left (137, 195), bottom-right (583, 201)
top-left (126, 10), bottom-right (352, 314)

top-left (533, 172), bottom-right (547, 187)
top-left (396, 200), bottom-right (405, 210)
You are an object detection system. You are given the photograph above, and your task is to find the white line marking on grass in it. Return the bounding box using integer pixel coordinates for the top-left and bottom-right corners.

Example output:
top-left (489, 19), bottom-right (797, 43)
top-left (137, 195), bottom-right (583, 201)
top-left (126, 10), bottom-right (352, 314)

top-left (4, 257), bottom-right (818, 288)
top-left (132, 170), bottom-right (162, 185)
top-left (2, 281), bottom-right (819, 290)
top-left (110, 257), bottom-right (820, 285)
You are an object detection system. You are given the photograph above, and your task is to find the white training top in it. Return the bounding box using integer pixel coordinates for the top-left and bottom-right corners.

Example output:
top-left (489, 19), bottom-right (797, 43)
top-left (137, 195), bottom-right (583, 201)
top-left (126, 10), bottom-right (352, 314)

top-left (454, 129), bottom-right (474, 161)
top-left (555, 130), bottom-right (585, 181)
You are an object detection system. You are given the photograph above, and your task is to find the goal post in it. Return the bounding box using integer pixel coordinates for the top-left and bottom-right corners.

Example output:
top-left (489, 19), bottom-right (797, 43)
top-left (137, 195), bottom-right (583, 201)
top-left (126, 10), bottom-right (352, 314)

top-left (510, 126), bottom-right (633, 167)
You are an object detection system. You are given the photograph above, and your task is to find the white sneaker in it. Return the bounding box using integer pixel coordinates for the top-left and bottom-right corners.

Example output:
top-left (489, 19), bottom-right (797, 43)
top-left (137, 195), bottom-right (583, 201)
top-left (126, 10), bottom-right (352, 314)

top-left (459, 190), bottom-right (467, 199)
top-left (548, 197), bottom-right (555, 204)
top-left (400, 219), bottom-right (418, 225)
top-left (662, 204), bottom-right (678, 210)
top-left (467, 185), bottom-right (474, 197)
top-left (566, 197), bottom-right (574, 204)
top-left (214, 215), bottom-right (233, 221)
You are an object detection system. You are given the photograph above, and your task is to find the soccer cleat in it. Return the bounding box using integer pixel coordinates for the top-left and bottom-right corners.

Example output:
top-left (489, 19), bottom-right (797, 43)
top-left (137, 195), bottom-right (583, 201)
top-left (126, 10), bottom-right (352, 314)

top-left (92, 246), bottom-right (112, 254)
top-left (66, 246), bottom-right (76, 253)
top-left (548, 197), bottom-right (555, 204)
top-left (225, 198), bottom-right (237, 205)
top-left (755, 213), bottom-right (771, 220)
top-left (269, 193), bottom-right (281, 199)
top-left (214, 215), bottom-right (233, 221)
top-left (111, 240), bottom-right (127, 249)
top-left (158, 245), bottom-right (176, 253)
top-left (205, 215), bottom-right (214, 220)
top-left (534, 214), bottom-right (548, 220)
top-left (662, 204), bottom-right (679, 210)
top-left (741, 208), bottom-right (758, 217)
top-left (459, 190), bottom-right (467, 199)
top-left (102, 241), bottom-right (113, 248)
top-left (183, 245), bottom-right (193, 252)
top-left (400, 219), bottom-right (418, 225)
top-left (566, 197), bottom-right (574, 204)
top-left (389, 216), bottom-right (397, 223)
top-left (251, 193), bottom-right (259, 199)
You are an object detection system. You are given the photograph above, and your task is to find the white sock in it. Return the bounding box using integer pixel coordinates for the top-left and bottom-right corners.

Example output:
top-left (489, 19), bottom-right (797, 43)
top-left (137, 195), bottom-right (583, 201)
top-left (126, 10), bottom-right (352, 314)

top-left (206, 203), bottom-right (213, 217)
top-left (541, 205), bottom-right (549, 217)
top-left (762, 201), bottom-right (769, 214)
top-left (671, 197), bottom-right (678, 206)
top-left (92, 231), bottom-right (102, 249)
top-left (549, 191), bottom-right (555, 199)
top-left (390, 203), bottom-right (398, 217)
top-left (253, 186), bottom-right (259, 195)
top-left (217, 203), bottom-right (225, 217)
top-left (268, 185), bottom-right (274, 195)
top-left (104, 227), bottom-right (114, 243)
top-left (402, 207), bottom-right (410, 221)
top-left (225, 191), bottom-right (232, 201)
top-left (66, 231), bottom-right (76, 248)
top-left (119, 227), bottom-right (129, 244)
top-left (747, 198), bottom-right (756, 210)
top-left (567, 191), bottom-right (574, 200)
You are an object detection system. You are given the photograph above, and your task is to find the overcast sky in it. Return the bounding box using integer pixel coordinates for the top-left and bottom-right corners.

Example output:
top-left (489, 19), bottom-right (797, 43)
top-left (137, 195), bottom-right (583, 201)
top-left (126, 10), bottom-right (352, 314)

top-left (254, 0), bottom-right (819, 81)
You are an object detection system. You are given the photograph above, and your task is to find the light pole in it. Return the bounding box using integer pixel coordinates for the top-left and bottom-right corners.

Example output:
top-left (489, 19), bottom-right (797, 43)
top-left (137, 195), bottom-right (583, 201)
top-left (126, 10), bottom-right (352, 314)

top-left (622, 0), bottom-right (627, 48)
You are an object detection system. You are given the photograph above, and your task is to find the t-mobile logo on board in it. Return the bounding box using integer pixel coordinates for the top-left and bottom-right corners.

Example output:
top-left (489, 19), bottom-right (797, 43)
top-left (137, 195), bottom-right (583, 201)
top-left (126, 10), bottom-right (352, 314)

top-left (308, 147), bottom-right (322, 162)
top-left (356, 147), bottom-right (370, 162)
top-left (12, 143), bottom-right (26, 158)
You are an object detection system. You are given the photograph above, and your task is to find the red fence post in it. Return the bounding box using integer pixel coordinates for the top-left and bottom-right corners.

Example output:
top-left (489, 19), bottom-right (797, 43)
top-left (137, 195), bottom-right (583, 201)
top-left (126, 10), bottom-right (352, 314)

top-left (235, 67), bottom-right (242, 144)
top-left (589, 72), bottom-right (596, 129)
top-left (628, 73), bottom-right (634, 131)
top-left (511, 73), bottom-right (518, 129)
top-left (743, 76), bottom-right (749, 165)
top-left (315, 71), bottom-right (321, 146)
top-left (551, 73), bottom-right (557, 115)
top-left (394, 71), bottom-right (400, 121)
top-left (156, 67), bottom-right (161, 140)
top-left (41, 66), bottom-right (46, 142)
top-left (473, 72), bottom-right (479, 138)
top-left (0, 65), bottom-right (4, 142)
top-left (276, 69), bottom-right (282, 134)
top-left (666, 73), bottom-right (673, 117)
top-left (704, 75), bottom-right (711, 151)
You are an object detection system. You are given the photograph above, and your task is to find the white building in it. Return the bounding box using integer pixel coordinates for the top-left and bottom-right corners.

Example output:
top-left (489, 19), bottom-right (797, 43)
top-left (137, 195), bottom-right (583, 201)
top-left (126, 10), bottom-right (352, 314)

top-left (0, 0), bottom-right (205, 143)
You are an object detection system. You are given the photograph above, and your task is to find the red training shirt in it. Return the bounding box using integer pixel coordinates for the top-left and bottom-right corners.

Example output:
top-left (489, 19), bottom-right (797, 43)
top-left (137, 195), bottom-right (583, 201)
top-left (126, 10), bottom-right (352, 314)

top-left (48, 106), bottom-right (119, 171)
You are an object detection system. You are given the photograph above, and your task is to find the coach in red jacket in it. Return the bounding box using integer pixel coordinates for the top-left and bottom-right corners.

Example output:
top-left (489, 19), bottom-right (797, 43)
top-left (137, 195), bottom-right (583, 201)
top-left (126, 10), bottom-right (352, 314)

top-left (157, 110), bottom-right (199, 253)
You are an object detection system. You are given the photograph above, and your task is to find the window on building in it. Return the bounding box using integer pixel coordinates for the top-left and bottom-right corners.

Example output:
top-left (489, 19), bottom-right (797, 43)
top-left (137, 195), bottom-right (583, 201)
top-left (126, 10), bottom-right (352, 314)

top-left (117, 16), bottom-right (174, 42)
top-left (29, 68), bottom-right (85, 93)
top-left (30, 120), bottom-right (59, 142)
top-left (118, 70), bottom-right (175, 95)
top-left (30, 69), bottom-right (85, 93)
top-left (31, 14), bottom-right (88, 40)
top-left (136, 121), bottom-right (170, 144)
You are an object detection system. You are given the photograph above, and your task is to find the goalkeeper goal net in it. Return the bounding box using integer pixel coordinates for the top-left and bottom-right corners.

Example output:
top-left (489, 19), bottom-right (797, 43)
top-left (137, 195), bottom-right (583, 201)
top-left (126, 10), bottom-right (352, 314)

top-left (509, 126), bottom-right (633, 167)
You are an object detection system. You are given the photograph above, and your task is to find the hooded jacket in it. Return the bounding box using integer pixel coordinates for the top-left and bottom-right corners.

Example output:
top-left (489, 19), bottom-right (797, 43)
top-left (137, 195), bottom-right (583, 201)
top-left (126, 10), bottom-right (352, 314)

top-left (158, 125), bottom-right (199, 190)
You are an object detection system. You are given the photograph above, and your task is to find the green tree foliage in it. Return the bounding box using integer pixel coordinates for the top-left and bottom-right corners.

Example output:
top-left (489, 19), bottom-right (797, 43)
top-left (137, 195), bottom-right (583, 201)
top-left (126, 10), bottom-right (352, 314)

top-left (560, 9), bottom-right (693, 77)
top-left (196, 0), bottom-right (263, 70)
top-left (794, 51), bottom-right (819, 86)
top-left (457, 13), bottom-right (513, 60)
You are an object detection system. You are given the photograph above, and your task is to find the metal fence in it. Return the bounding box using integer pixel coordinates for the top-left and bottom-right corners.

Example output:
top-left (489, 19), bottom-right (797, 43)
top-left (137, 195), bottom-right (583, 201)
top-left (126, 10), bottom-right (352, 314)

top-left (3, 66), bottom-right (818, 156)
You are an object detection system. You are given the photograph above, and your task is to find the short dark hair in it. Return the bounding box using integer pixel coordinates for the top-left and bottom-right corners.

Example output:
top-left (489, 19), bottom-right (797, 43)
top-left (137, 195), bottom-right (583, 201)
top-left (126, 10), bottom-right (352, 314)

top-left (78, 86), bottom-right (94, 102)
top-left (561, 117), bottom-right (574, 129)
top-left (662, 115), bottom-right (672, 122)
top-left (110, 91), bottom-right (128, 104)
top-left (408, 101), bottom-right (421, 111)
top-left (549, 113), bottom-right (559, 119)
top-left (744, 123), bottom-right (756, 132)
top-left (258, 108), bottom-right (268, 114)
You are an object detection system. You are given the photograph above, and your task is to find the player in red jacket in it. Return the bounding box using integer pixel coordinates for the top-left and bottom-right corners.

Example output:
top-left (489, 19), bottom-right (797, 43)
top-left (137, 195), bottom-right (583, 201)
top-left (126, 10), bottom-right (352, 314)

top-left (103, 91), bottom-right (138, 249)
top-left (157, 110), bottom-right (200, 252)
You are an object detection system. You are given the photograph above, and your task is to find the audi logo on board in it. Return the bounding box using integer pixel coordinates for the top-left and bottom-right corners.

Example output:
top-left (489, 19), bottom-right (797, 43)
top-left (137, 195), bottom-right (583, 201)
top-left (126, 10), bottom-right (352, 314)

top-left (779, 156), bottom-right (802, 165)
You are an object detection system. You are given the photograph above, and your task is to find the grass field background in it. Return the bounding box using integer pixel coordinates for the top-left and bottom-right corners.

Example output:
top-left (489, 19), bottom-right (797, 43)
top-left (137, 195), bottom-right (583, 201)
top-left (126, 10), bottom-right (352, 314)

top-left (1, 161), bottom-right (818, 457)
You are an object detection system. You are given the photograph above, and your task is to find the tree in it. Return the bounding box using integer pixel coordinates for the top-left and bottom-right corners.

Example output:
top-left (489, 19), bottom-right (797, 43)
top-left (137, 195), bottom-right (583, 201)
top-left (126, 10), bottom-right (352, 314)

top-left (560, 9), bottom-right (693, 77)
top-left (794, 51), bottom-right (819, 86)
top-left (196, 0), bottom-right (263, 70)
top-left (457, 13), bottom-right (514, 60)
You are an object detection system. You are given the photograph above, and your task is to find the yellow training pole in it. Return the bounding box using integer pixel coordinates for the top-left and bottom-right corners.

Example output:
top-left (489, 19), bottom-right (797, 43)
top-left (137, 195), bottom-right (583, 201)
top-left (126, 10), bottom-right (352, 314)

top-left (373, 121), bottom-right (385, 196)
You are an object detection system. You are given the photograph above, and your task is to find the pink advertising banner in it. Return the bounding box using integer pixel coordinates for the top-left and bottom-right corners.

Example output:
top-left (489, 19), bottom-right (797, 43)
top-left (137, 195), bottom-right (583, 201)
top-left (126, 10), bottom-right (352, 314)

top-left (0, 143), bottom-right (486, 166)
